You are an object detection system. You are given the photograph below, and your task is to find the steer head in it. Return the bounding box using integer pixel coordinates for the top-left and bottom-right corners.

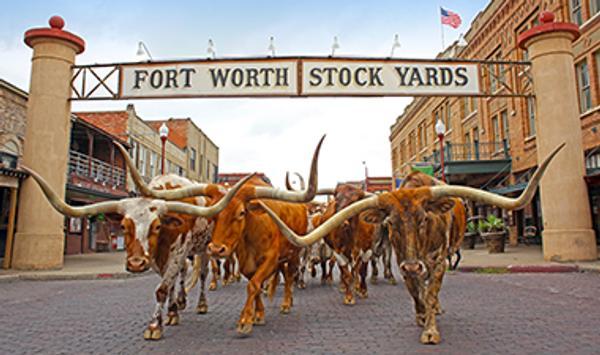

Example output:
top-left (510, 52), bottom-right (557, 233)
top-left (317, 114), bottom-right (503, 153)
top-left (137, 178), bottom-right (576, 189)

top-left (207, 135), bottom-right (326, 258)
top-left (362, 190), bottom-right (455, 279)
top-left (120, 198), bottom-right (200, 273)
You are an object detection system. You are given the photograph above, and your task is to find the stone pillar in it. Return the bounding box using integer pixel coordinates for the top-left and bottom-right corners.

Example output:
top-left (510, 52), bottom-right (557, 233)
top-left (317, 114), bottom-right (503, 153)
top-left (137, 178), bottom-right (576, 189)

top-left (12, 16), bottom-right (85, 269)
top-left (518, 12), bottom-right (597, 261)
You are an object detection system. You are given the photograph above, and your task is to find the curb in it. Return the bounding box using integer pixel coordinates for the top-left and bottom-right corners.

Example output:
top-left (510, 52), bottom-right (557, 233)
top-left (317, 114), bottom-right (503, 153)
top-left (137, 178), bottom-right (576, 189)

top-left (0, 271), bottom-right (147, 283)
top-left (456, 264), bottom-right (581, 274)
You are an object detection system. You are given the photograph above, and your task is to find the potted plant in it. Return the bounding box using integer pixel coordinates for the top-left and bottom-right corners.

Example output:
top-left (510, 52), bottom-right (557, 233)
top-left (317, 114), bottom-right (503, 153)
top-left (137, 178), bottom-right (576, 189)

top-left (479, 214), bottom-right (507, 253)
top-left (463, 221), bottom-right (478, 249)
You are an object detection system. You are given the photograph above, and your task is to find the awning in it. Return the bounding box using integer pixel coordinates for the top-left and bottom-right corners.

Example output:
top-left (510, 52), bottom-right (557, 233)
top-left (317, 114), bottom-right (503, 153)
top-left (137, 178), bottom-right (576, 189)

top-left (488, 182), bottom-right (527, 195)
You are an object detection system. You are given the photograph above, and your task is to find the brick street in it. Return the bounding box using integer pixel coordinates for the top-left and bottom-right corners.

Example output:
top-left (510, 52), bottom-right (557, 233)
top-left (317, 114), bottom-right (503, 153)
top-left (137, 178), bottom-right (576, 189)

top-left (1, 271), bottom-right (599, 354)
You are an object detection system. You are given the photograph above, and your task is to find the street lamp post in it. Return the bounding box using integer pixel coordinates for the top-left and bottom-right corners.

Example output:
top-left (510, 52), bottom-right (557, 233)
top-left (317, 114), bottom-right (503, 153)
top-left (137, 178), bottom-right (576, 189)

top-left (159, 123), bottom-right (169, 175)
top-left (435, 119), bottom-right (446, 182)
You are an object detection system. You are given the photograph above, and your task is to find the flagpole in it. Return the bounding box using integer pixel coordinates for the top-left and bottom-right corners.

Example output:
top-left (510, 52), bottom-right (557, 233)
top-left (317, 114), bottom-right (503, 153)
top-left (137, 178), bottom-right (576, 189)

top-left (440, 6), bottom-right (446, 50)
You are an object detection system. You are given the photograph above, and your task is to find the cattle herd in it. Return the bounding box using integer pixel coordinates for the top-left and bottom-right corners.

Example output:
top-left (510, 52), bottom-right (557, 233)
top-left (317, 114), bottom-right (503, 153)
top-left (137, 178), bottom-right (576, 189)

top-left (22, 136), bottom-right (564, 345)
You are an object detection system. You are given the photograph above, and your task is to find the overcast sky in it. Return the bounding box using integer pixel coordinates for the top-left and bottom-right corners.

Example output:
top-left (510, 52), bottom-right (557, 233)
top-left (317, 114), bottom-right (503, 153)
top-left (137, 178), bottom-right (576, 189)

top-left (1, 0), bottom-right (489, 189)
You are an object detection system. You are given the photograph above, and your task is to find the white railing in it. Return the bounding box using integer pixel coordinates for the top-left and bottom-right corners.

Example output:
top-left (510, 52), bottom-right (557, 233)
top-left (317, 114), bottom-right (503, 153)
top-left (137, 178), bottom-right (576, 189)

top-left (68, 150), bottom-right (126, 187)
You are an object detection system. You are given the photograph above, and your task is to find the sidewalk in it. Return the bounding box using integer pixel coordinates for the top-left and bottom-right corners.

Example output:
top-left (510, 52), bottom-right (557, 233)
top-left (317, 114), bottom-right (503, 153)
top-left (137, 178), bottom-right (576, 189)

top-left (0, 251), bottom-right (139, 282)
top-left (457, 244), bottom-right (600, 273)
top-left (1, 245), bottom-right (599, 282)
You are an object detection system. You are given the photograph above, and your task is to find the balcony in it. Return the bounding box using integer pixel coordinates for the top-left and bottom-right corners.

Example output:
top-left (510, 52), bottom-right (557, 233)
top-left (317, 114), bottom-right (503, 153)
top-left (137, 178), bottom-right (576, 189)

top-left (68, 150), bottom-right (127, 196)
top-left (423, 140), bottom-right (512, 179)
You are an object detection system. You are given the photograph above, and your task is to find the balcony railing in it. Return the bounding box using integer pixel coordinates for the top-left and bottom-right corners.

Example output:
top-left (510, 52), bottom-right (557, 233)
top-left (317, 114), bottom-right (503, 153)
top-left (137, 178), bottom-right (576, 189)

top-left (425, 140), bottom-right (510, 164)
top-left (68, 150), bottom-right (126, 188)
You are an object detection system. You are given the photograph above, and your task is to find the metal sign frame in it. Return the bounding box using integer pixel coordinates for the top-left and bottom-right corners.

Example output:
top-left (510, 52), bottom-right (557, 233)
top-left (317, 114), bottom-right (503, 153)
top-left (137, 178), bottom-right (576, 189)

top-left (70, 56), bottom-right (533, 101)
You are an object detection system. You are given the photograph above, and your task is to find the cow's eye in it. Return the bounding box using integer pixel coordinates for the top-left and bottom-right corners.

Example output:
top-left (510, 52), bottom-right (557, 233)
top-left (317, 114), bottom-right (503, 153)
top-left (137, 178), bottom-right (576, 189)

top-left (154, 224), bottom-right (161, 232)
top-left (238, 210), bottom-right (246, 219)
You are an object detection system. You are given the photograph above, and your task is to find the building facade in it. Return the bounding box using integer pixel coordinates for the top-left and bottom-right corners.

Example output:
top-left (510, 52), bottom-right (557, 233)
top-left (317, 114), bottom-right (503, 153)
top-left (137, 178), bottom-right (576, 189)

top-left (146, 118), bottom-right (220, 183)
top-left (390, 0), bottom-right (600, 245)
top-left (75, 105), bottom-right (188, 191)
top-left (0, 79), bottom-right (133, 264)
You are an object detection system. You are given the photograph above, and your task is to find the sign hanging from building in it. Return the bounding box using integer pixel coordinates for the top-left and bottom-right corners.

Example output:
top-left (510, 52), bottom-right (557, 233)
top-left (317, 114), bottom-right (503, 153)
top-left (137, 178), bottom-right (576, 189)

top-left (117, 57), bottom-right (480, 99)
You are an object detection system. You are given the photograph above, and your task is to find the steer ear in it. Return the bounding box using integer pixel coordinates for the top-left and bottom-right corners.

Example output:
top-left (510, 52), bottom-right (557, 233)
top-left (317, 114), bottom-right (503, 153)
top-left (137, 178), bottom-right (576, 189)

top-left (361, 209), bottom-right (387, 224)
top-left (423, 197), bottom-right (455, 214)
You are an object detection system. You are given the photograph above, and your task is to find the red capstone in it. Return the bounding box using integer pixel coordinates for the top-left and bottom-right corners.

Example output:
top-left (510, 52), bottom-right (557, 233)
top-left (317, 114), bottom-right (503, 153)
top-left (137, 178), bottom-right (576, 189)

top-left (517, 11), bottom-right (580, 50)
top-left (539, 11), bottom-right (555, 24)
top-left (24, 15), bottom-right (85, 54)
top-left (49, 15), bottom-right (65, 29)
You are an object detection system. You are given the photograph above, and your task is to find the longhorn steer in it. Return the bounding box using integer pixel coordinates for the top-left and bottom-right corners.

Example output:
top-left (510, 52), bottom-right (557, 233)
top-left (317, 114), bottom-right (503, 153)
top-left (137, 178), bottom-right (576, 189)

top-left (259, 143), bottom-right (563, 344)
top-left (400, 171), bottom-right (467, 271)
top-left (205, 135), bottom-right (324, 337)
top-left (22, 158), bottom-right (249, 341)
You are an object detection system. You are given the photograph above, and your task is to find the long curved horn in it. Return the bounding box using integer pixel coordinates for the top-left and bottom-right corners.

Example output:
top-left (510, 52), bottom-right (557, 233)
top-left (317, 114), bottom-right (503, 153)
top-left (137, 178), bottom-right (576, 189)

top-left (116, 140), bottom-right (227, 200)
top-left (316, 188), bottom-right (335, 195)
top-left (21, 166), bottom-right (123, 217)
top-left (284, 172), bottom-right (306, 191)
top-left (113, 141), bottom-right (155, 197)
top-left (253, 134), bottom-right (325, 202)
top-left (258, 196), bottom-right (378, 246)
top-left (163, 173), bottom-right (254, 217)
top-left (430, 142), bottom-right (565, 209)
top-left (285, 172), bottom-right (293, 190)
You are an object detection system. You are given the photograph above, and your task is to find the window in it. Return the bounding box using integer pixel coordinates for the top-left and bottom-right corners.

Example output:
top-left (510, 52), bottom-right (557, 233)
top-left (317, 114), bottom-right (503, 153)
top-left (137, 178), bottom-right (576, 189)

top-left (150, 151), bottom-right (157, 177)
top-left (472, 126), bottom-right (479, 142)
top-left (527, 97), bottom-right (536, 136)
top-left (472, 98), bottom-right (478, 112)
top-left (199, 155), bottom-right (204, 176)
top-left (409, 131), bottom-right (416, 157)
top-left (501, 110), bottom-right (510, 149)
top-left (166, 160), bottom-right (172, 174)
top-left (592, 0), bottom-right (600, 17)
top-left (190, 148), bottom-right (197, 171)
top-left (177, 165), bottom-right (184, 176)
top-left (445, 101), bottom-right (451, 130)
top-left (139, 146), bottom-right (147, 176)
top-left (496, 51), bottom-right (505, 88)
top-left (464, 131), bottom-right (471, 159)
top-left (488, 63), bottom-right (497, 92)
top-left (492, 116), bottom-right (500, 144)
top-left (571, 0), bottom-right (583, 25)
top-left (577, 60), bottom-right (592, 112)
top-left (129, 139), bottom-right (138, 165)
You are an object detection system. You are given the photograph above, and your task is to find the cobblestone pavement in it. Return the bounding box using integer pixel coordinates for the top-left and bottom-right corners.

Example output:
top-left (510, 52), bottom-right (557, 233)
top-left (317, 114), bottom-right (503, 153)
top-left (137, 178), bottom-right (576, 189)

top-left (1, 270), bottom-right (599, 354)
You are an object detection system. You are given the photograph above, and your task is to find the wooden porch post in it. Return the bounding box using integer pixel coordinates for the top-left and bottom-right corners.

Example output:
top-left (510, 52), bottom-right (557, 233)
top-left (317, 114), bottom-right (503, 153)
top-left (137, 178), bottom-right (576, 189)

top-left (2, 187), bottom-right (19, 269)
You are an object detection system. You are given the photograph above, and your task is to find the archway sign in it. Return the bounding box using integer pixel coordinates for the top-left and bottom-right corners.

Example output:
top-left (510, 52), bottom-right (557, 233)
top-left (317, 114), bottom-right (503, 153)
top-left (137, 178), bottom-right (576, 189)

top-left (71, 57), bottom-right (532, 100)
top-left (13, 13), bottom-right (597, 272)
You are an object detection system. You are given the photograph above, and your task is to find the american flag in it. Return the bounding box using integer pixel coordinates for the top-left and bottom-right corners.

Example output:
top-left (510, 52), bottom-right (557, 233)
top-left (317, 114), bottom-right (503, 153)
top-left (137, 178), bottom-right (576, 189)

top-left (441, 7), bottom-right (462, 29)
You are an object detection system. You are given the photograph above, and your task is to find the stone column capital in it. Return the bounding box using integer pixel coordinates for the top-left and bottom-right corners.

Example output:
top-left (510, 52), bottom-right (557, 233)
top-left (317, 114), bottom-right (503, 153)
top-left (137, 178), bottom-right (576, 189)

top-left (517, 11), bottom-right (580, 50)
top-left (24, 15), bottom-right (85, 54)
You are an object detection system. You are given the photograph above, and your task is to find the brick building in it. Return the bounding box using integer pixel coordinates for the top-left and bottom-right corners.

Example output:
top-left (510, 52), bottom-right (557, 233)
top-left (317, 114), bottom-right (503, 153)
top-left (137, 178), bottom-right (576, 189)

top-left (146, 118), bottom-right (219, 183)
top-left (0, 79), bottom-right (133, 263)
top-left (389, 0), bottom-right (600, 245)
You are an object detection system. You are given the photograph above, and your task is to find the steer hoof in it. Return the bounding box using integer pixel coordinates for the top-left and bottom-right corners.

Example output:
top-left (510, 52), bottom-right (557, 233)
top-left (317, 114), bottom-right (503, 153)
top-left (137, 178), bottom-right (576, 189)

top-left (357, 289), bottom-right (368, 299)
top-left (420, 329), bottom-right (441, 345)
top-left (370, 277), bottom-right (378, 285)
top-left (176, 296), bottom-right (187, 310)
top-left (236, 323), bottom-right (253, 337)
top-left (280, 304), bottom-right (291, 314)
top-left (209, 281), bottom-right (217, 291)
top-left (143, 325), bottom-right (163, 341)
top-left (196, 303), bottom-right (208, 314)
top-left (253, 314), bottom-right (266, 326)
top-left (387, 277), bottom-right (398, 286)
top-left (165, 312), bottom-right (179, 326)
top-left (297, 281), bottom-right (306, 290)
top-left (343, 295), bottom-right (355, 305)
